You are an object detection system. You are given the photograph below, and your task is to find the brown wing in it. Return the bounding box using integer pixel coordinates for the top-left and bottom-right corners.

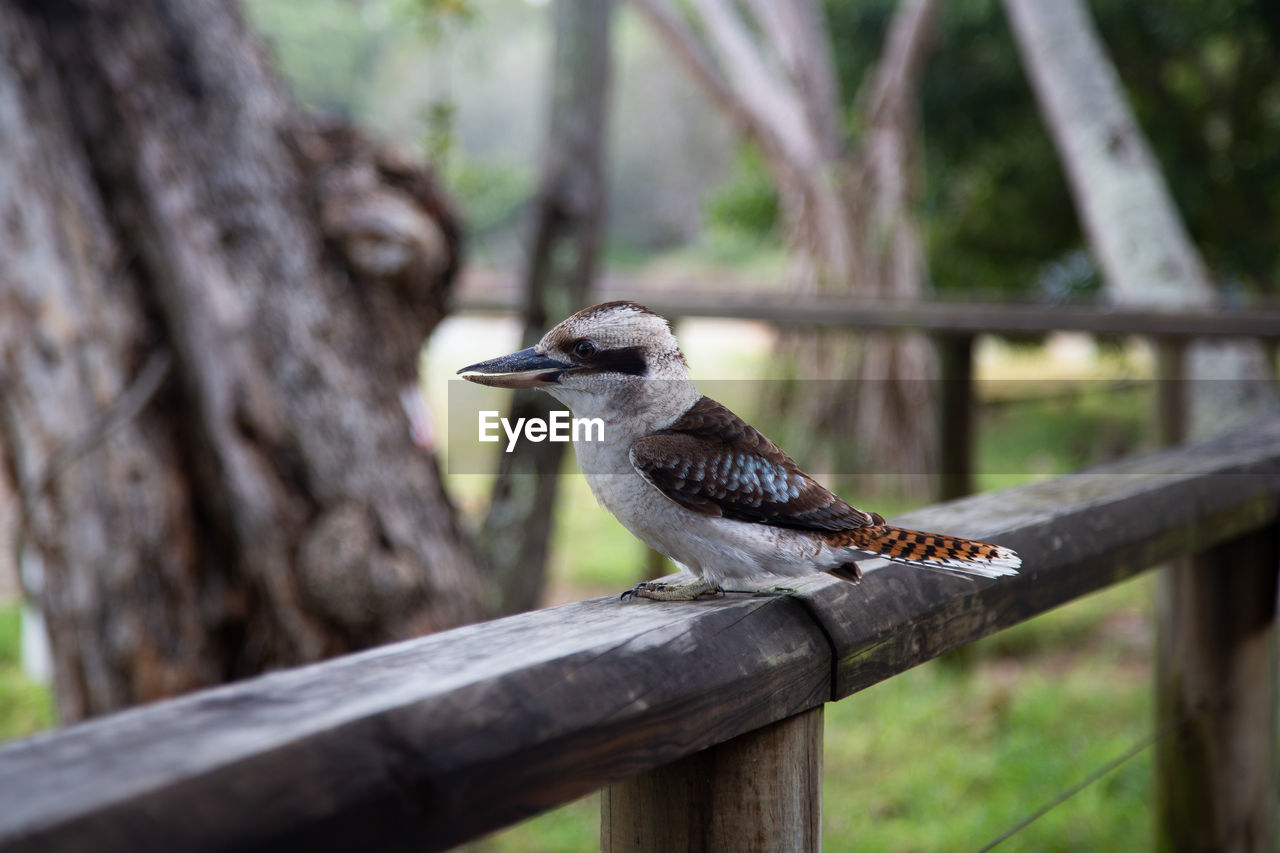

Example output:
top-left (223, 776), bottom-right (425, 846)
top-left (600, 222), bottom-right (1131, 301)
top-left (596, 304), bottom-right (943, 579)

top-left (629, 396), bottom-right (880, 532)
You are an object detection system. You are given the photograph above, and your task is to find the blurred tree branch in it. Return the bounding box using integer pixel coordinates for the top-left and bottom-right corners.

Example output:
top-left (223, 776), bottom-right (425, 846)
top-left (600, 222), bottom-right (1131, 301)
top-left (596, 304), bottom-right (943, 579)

top-left (632, 0), bottom-right (941, 493)
top-left (480, 0), bottom-right (616, 613)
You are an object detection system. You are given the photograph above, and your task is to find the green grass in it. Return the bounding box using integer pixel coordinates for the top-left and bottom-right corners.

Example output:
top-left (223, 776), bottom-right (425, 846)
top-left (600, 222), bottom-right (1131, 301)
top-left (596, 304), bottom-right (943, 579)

top-left (976, 381), bottom-right (1154, 491)
top-left (552, 472), bottom-right (650, 594)
top-left (821, 576), bottom-right (1153, 852)
top-left (0, 605), bottom-right (54, 741)
top-left (468, 794), bottom-right (602, 853)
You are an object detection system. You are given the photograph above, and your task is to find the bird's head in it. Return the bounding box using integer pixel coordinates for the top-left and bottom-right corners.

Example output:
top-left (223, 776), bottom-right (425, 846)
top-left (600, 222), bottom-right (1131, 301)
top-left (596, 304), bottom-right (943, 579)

top-left (458, 300), bottom-right (696, 421)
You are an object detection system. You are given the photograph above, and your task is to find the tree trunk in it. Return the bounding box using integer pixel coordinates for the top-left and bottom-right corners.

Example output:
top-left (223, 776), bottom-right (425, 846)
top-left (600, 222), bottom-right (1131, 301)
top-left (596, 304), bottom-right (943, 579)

top-left (632, 0), bottom-right (940, 497)
top-left (820, 0), bottom-right (941, 494)
top-left (480, 0), bottom-right (615, 613)
top-left (1003, 0), bottom-right (1277, 436)
top-left (0, 0), bottom-right (489, 722)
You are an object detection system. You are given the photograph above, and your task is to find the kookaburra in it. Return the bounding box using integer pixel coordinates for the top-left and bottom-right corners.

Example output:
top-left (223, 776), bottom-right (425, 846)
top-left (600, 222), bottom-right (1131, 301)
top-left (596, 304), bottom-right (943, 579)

top-left (459, 300), bottom-right (1019, 600)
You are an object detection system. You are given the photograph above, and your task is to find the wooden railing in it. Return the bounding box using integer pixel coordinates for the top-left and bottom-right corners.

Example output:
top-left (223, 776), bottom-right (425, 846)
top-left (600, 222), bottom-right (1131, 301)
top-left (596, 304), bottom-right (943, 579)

top-left (0, 419), bottom-right (1277, 851)
top-left (458, 288), bottom-right (1280, 338)
top-left (456, 290), bottom-right (1280, 500)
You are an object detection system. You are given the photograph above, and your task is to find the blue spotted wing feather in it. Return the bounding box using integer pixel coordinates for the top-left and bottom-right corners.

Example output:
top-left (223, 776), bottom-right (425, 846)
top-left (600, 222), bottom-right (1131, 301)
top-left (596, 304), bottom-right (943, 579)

top-left (629, 396), bottom-right (880, 532)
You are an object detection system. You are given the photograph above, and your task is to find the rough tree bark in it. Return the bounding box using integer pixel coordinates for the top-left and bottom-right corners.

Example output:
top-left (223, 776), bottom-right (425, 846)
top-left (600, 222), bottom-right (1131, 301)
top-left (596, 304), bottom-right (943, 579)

top-left (1003, 0), bottom-right (1277, 436)
top-left (479, 0), bottom-right (615, 613)
top-left (632, 0), bottom-right (941, 494)
top-left (0, 0), bottom-right (489, 721)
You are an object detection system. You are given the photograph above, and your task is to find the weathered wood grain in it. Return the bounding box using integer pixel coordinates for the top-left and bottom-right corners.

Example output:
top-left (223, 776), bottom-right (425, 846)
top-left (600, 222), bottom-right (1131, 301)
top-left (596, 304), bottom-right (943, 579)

top-left (601, 707), bottom-right (823, 852)
top-left (1155, 524), bottom-right (1279, 852)
top-left (0, 418), bottom-right (1278, 851)
top-left (937, 334), bottom-right (975, 500)
top-left (0, 594), bottom-right (829, 853)
top-left (789, 416), bottom-right (1280, 699)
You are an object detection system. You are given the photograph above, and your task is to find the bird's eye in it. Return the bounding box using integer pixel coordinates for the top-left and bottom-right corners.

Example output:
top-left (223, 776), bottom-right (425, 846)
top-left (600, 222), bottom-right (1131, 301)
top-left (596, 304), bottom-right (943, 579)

top-left (573, 340), bottom-right (597, 359)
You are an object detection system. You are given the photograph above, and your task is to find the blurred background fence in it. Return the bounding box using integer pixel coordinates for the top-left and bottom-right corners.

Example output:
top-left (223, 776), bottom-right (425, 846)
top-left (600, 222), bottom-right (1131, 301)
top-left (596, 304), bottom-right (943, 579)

top-left (457, 282), bottom-right (1280, 499)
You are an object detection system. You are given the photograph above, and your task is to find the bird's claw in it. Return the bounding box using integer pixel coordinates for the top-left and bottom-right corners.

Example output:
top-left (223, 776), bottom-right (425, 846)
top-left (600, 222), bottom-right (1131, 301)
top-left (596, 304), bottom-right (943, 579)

top-left (620, 580), bottom-right (722, 601)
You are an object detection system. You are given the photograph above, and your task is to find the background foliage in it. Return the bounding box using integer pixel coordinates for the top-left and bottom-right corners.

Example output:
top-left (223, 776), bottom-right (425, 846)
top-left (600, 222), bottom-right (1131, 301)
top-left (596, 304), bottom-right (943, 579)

top-left (702, 0), bottom-right (1280, 298)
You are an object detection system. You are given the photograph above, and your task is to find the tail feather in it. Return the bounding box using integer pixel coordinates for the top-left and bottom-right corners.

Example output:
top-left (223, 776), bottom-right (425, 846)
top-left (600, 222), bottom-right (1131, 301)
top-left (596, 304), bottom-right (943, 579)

top-left (828, 524), bottom-right (1021, 580)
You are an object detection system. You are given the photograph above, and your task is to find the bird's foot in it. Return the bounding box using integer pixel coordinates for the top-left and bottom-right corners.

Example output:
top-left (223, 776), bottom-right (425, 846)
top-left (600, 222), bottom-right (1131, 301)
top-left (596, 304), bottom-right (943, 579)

top-left (620, 579), bottom-right (722, 601)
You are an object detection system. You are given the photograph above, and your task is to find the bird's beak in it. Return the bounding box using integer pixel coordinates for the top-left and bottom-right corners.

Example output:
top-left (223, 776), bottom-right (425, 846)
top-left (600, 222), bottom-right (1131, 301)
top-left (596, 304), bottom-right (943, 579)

top-left (457, 346), bottom-right (572, 389)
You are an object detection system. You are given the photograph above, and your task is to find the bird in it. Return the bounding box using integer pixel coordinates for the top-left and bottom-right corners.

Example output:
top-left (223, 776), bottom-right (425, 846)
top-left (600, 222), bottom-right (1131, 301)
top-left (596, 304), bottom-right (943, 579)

top-left (458, 300), bottom-right (1020, 601)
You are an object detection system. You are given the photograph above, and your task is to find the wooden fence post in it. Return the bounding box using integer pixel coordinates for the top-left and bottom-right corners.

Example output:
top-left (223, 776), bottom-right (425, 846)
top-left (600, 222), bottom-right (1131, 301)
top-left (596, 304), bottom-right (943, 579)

top-left (601, 706), bottom-right (823, 852)
top-left (1153, 336), bottom-right (1187, 446)
top-left (1155, 523), bottom-right (1279, 852)
top-left (938, 334), bottom-right (975, 501)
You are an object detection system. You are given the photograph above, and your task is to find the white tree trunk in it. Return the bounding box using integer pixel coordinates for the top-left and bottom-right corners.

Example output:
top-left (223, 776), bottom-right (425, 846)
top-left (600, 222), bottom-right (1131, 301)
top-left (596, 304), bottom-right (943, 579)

top-left (1003, 0), bottom-right (1210, 308)
top-left (1004, 0), bottom-right (1276, 435)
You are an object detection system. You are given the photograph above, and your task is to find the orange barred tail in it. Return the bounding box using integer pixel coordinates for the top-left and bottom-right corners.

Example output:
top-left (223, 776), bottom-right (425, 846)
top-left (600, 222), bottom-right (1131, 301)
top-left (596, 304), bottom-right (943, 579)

top-left (831, 525), bottom-right (1021, 580)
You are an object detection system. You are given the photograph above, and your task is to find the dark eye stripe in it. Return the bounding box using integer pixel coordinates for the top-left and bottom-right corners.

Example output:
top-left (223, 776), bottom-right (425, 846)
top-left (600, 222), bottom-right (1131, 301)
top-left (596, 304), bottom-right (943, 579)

top-left (575, 345), bottom-right (647, 377)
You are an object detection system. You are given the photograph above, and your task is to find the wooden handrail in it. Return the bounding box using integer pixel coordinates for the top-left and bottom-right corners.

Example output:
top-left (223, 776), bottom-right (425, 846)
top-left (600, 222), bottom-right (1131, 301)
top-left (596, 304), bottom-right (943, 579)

top-left (1, 419), bottom-right (1278, 851)
top-left (456, 292), bottom-right (1280, 339)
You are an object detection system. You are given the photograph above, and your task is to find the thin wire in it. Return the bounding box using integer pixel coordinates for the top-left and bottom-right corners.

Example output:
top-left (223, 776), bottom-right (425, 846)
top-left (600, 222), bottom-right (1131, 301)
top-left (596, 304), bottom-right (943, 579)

top-left (976, 713), bottom-right (1186, 852)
